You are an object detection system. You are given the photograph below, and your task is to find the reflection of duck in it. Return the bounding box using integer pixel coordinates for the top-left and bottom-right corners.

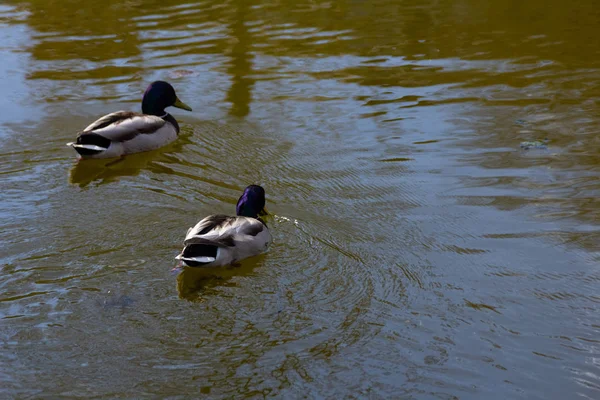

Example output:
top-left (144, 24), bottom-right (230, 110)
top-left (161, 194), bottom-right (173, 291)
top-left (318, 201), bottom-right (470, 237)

top-left (67, 140), bottom-right (185, 187)
top-left (176, 254), bottom-right (267, 300)
top-left (67, 81), bottom-right (192, 159)
top-left (176, 185), bottom-right (271, 268)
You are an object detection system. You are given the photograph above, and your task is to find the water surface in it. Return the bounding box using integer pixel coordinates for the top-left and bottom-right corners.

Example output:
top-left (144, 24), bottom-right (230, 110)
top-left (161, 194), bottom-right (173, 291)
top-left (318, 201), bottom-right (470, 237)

top-left (1, 0), bottom-right (599, 398)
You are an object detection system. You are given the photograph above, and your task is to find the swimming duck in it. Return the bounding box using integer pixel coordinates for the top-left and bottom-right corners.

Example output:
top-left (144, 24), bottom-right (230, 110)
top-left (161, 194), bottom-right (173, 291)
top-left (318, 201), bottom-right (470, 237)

top-left (176, 185), bottom-right (271, 268)
top-left (67, 81), bottom-right (192, 159)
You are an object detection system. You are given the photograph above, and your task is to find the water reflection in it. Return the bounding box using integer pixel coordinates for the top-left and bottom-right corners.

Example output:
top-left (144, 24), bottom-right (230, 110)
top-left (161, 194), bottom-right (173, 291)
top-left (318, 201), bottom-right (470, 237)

top-left (225, 0), bottom-right (254, 117)
top-left (68, 138), bottom-right (188, 187)
top-left (1, 0), bottom-right (600, 398)
top-left (21, 0), bottom-right (142, 62)
top-left (176, 255), bottom-right (267, 301)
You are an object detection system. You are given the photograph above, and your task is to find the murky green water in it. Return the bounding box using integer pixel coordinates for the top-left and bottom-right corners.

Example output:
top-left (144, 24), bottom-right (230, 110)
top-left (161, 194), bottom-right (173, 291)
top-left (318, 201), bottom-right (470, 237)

top-left (1, 0), bottom-right (599, 398)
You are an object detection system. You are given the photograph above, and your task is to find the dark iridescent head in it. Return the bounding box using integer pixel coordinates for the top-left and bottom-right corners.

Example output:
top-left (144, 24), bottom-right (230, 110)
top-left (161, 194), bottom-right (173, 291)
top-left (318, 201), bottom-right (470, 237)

top-left (141, 81), bottom-right (192, 116)
top-left (236, 185), bottom-right (267, 218)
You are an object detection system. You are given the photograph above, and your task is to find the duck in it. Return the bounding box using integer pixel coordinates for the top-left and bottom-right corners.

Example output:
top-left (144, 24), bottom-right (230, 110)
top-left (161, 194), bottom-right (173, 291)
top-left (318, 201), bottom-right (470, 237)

top-left (67, 81), bottom-right (192, 159)
top-left (176, 185), bottom-right (272, 268)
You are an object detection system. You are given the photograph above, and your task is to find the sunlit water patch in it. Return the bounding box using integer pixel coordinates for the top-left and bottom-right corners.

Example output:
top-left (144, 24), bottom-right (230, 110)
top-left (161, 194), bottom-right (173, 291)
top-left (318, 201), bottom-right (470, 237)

top-left (1, 0), bottom-right (600, 398)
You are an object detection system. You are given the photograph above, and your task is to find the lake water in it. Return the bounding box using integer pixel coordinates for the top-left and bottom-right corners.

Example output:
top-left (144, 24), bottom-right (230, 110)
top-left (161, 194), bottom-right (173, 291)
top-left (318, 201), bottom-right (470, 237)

top-left (1, 0), bottom-right (599, 398)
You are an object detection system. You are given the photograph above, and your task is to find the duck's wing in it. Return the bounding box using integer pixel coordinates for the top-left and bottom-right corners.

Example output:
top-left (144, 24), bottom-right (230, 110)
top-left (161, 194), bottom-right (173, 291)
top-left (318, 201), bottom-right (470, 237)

top-left (184, 215), bottom-right (265, 247)
top-left (80, 111), bottom-right (167, 143)
top-left (184, 215), bottom-right (237, 247)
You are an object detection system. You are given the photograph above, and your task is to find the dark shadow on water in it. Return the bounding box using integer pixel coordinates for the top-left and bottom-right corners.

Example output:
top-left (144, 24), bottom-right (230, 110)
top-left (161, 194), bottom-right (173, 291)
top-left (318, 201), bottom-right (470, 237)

top-left (176, 254), bottom-right (267, 301)
top-left (96, 293), bottom-right (136, 313)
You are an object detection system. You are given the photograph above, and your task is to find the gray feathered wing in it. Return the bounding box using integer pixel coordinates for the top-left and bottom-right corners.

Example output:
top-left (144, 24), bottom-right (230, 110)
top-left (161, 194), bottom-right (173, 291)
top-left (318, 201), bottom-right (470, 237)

top-left (80, 111), bottom-right (167, 143)
top-left (183, 214), bottom-right (265, 247)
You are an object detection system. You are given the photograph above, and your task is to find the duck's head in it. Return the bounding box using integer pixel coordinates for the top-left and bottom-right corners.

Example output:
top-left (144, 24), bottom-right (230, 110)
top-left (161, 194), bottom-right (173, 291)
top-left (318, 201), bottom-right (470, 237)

top-left (236, 185), bottom-right (267, 218)
top-left (141, 81), bottom-right (192, 116)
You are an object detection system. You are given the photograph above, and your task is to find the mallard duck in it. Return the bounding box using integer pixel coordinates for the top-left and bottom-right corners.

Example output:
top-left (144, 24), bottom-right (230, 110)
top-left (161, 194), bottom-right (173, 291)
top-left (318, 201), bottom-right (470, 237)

top-left (67, 81), bottom-right (192, 159)
top-left (176, 185), bottom-right (271, 268)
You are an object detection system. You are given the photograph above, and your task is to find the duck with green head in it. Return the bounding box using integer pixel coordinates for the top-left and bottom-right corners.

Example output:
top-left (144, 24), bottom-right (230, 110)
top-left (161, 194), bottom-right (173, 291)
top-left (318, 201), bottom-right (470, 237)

top-left (67, 81), bottom-right (192, 159)
top-left (176, 185), bottom-right (272, 268)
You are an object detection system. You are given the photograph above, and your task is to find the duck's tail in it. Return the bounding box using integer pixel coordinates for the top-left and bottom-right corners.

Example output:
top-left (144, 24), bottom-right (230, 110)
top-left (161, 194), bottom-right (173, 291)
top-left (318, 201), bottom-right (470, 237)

top-left (175, 243), bottom-right (218, 267)
top-left (67, 133), bottom-right (111, 157)
top-left (67, 142), bottom-right (107, 156)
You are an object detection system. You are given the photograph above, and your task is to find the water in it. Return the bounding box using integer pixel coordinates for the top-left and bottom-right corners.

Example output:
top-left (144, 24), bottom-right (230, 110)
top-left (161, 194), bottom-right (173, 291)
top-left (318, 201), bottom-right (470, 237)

top-left (1, 0), bottom-right (599, 398)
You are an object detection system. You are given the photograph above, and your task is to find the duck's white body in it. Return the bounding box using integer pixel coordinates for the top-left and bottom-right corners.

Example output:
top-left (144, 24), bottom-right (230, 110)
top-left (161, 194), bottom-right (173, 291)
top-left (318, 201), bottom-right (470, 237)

top-left (67, 111), bottom-right (178, 159)
top-left (176, 214), bottom-right (271, 268)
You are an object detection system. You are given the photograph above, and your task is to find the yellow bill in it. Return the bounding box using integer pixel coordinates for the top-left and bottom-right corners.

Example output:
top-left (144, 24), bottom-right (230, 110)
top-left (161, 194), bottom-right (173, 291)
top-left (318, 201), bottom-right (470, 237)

top-left (173, 97), bottom-right (192, 111)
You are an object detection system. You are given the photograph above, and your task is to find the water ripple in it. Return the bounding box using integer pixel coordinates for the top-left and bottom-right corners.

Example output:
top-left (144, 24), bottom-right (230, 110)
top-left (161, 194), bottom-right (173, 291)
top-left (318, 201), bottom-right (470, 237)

top-left (2, 0), bottom-right (600, 398)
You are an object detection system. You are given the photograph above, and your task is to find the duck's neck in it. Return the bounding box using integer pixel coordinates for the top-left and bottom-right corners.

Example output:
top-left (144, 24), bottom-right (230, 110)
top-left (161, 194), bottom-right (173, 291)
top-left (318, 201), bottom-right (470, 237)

top-left (163, 113), bottom-right (180, 133)
top-left (142, 103), bottom-right (179, 133)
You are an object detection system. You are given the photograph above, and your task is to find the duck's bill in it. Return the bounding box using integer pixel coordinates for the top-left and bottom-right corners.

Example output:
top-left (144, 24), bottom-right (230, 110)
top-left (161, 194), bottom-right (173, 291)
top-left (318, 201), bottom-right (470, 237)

top-left (259, 208), bottom-right (269, 216)
top-left (173, 97), bottom-right (192, 111)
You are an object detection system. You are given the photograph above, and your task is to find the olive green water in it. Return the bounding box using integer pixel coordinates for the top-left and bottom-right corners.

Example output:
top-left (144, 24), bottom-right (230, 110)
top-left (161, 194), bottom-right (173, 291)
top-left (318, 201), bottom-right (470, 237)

top-left (1, 0), bottom-right (600, 398)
